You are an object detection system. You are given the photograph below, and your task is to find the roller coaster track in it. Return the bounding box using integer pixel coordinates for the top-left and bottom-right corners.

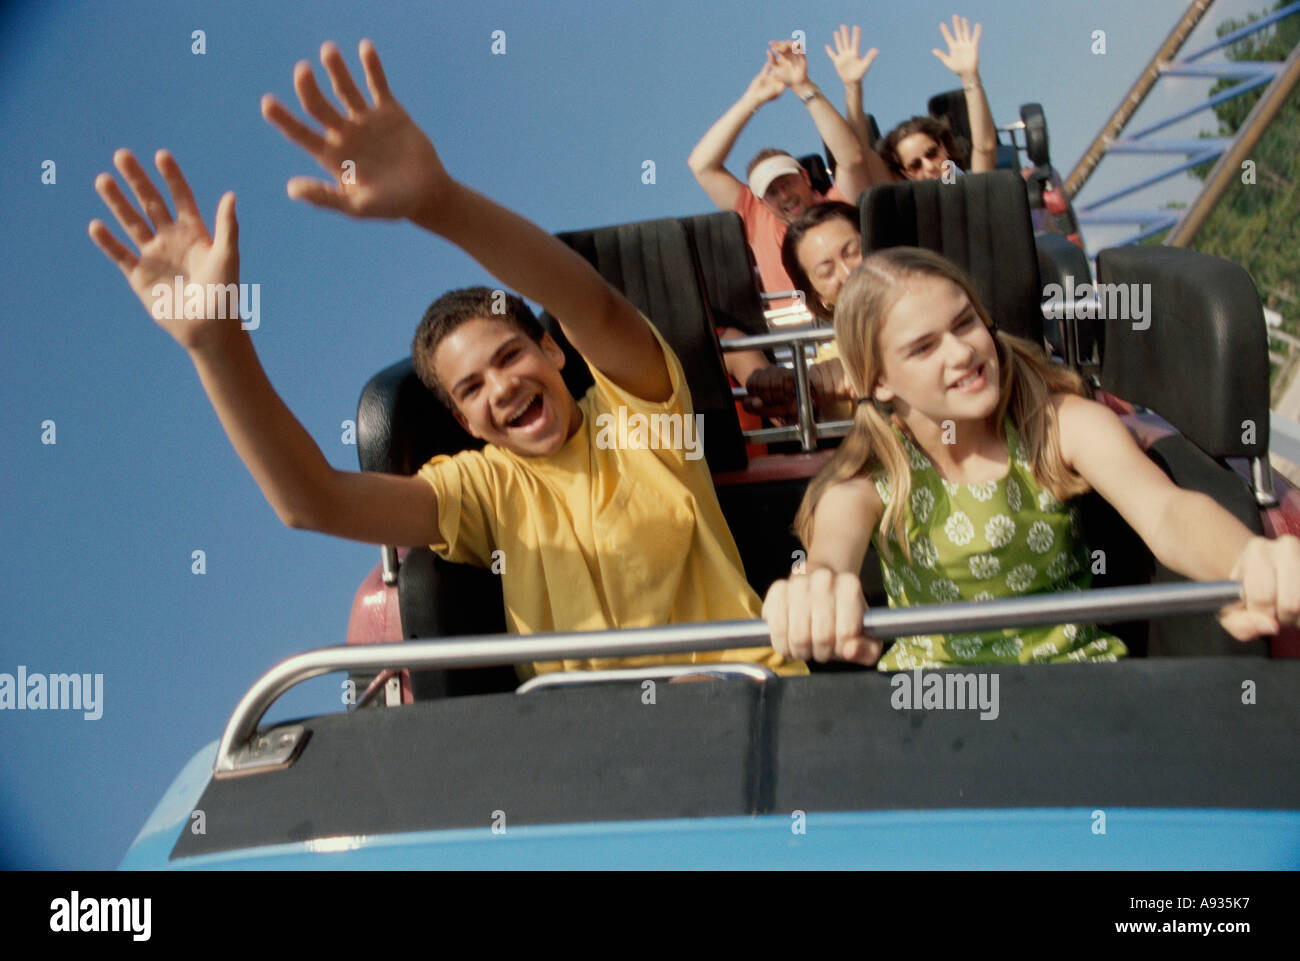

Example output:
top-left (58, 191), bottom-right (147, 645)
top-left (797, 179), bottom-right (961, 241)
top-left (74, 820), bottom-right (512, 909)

top-left (1062, 2), bottom-right (1300, 475)
top-left (1065, 0), bottom-right (1300, 248)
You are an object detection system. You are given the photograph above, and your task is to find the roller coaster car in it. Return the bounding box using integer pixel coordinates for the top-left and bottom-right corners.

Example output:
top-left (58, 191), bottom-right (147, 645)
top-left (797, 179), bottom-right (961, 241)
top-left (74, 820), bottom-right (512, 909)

top-left (121, 171), bottom-right (1300, 870)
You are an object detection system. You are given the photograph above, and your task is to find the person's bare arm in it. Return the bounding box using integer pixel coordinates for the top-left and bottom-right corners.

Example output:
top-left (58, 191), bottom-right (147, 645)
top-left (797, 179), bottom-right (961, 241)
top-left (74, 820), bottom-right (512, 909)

top-left (824, 24), bottom-right (895, 186)
top-left (687, 59), bottom-right (786, 211)
top-left (718, 327), bottom-right (771, 392)
top-left (89, 149), bottom-right (442, 546)
top-left (762, 477), bottom-right (884, 664)
top-left (933, 16), bottom-right (998, 173)
top-left (769, 40), bottom-right (870, 202)
top-left (262, 39), bottom-right (669, 401)
top-left (1057, 393), bottom-right (1300, 640)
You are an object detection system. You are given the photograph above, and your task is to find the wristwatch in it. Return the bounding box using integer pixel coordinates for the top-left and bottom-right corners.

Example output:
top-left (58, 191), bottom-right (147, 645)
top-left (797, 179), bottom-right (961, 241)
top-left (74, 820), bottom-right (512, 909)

top-left (798, 87), bottom-right (820, 103)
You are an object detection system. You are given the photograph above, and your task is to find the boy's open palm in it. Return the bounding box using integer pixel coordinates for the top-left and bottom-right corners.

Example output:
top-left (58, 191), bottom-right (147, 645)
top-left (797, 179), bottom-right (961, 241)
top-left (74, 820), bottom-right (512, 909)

top-left (262, 39), bottom-right (448, 222)
top-left (89, 149), bottom-right (239, 351)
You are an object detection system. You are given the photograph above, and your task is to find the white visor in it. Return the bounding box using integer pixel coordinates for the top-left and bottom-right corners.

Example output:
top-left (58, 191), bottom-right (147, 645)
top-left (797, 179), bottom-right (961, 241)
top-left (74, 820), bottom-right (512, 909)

top-left (748, 155), bottom-right (805, 200)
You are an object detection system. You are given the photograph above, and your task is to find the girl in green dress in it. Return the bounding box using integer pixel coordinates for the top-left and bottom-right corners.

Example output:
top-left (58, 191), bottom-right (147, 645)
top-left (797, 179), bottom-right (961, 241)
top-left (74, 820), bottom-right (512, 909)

top-left (762, 247), bottom-right (1300, 668)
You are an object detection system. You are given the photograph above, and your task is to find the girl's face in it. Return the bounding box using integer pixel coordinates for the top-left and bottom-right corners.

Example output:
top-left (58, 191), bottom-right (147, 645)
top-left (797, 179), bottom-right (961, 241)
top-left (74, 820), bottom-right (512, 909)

top-left (872, 276), bottom-right (999, 426)
top-left (896, 132), bottom-right (950, 181)
top-left (795, 217), bottom-right (862, 313)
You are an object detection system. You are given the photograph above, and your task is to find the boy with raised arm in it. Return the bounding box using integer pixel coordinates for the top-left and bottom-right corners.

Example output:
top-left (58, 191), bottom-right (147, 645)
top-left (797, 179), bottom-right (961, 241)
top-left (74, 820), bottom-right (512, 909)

top-left (89, 39), bottom-right (804, 679)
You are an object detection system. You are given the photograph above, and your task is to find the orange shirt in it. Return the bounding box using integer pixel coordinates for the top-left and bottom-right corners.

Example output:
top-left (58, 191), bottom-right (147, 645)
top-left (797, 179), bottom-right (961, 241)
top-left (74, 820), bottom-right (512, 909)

top-left (733, 184), bottom-right (845, 293)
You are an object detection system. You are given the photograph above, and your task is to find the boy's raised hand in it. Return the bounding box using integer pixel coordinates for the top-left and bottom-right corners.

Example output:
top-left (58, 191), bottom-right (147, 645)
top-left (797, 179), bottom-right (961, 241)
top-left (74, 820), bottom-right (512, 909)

top-left (932, 15), bottom-right (981, 82)
top-left (261, 39), bottom-right (448, 222)
top-left (825, 24), bottom-right (879, 85)
top-left (89, 149), bottom-right (239, 351)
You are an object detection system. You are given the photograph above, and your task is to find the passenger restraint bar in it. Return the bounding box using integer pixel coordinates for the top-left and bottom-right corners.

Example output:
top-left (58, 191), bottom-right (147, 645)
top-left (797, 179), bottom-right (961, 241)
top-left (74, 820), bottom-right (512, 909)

top-left (214, 580), bottom-right (1242, 777)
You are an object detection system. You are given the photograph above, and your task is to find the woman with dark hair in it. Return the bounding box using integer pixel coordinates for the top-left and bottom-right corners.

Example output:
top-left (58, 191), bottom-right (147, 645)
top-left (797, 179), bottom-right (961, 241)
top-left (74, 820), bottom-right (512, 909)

top-left (881, 16), bottom-right (998, 181)
top-left (781, 201), bottom-right (861, 322)
top-left (725, 201), bottom-right (863, 422)
top-left (883, 115), bottom-right (972, 180)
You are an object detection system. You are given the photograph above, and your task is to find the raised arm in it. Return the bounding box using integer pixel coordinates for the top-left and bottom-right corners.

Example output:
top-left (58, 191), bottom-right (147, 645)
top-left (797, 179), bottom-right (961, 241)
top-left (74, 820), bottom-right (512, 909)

top-left (767, 40), bottom-right (870, 203)
top-left (261, 40), bottom-right (668, 402)
top-left (89, 149), bottom-right (442, 547)
top-left (933, 16), bottom-right (998, 173)
top-left (687, 58), bottom-right (786, 211)
top-left (824, 24), bottom-right (896, 187)
top-left (1056, 393), bottom-right (1300, 640)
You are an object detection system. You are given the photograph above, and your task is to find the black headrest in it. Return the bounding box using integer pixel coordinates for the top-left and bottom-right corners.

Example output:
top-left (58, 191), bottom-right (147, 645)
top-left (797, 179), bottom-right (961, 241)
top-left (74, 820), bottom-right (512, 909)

top-left (1020, 103), bottom-right (1050, 169)
top-left (679, 211), bottom-right (767, 337)
top-left (1095, 246), bottom-right (1269, 460)
top-left (357, 357), bottom-right (480, 477)
top-left (859, 170), bottom-right (1045, 344)
top-left (797, 153), bottom-right (833, 195)
top-left (555, 217), bottom-right (748, 472)
top-left (927, 89), bottom-right (970, 141)
top-left (864, 113), bottom-right (883, 148)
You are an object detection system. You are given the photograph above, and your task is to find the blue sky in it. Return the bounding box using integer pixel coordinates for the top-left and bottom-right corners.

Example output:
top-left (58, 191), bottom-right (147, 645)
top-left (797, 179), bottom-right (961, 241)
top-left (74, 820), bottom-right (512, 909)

top-left (0, 0), bottom-right (1275, 868)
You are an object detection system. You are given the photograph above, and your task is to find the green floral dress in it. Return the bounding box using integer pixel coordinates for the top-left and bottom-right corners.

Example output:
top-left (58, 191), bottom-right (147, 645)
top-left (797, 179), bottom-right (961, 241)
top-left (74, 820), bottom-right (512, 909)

top-left (870, 418), bottom-right (1127, 670)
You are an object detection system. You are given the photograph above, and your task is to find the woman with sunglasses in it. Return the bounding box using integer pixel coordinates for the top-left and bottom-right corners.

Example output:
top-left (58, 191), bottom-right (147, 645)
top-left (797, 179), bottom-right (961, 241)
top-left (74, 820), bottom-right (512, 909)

top-left (879, 16), bottom-right (998, 181)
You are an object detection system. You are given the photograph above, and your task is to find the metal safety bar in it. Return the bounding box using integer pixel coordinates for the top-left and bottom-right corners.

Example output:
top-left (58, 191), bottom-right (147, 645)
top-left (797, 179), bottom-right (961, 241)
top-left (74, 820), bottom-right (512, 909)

top-left (722, 327), bottom-right (837, 452)
top-left (214, 580), bottom-right (1242, 776)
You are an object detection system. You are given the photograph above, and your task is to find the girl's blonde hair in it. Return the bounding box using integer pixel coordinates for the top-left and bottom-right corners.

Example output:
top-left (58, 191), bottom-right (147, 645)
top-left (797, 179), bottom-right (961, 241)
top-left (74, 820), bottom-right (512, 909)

top-left (795, 247), bottom-right (1090, 559)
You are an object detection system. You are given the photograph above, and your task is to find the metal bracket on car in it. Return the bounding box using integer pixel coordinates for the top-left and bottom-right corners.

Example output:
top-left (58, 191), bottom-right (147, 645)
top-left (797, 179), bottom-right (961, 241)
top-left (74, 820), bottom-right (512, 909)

top-left (1251, 455), bottom-right (1280, 508)
top-left (213, 723), bottom-right (309, 780)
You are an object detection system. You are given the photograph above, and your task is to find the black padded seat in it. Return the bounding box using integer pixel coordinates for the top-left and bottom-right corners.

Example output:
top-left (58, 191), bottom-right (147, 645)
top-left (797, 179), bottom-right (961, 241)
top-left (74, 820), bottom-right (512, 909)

top-left (797, 153), bottom-right (833, 195)
top-left (678, 211), bottom-right (768, 337)
top-left (555, 217), bottom-right (747, 473)
top-left (859, 170), bottom-right (1045, 344)
top-left (357, 357), bottom-right (479, 476)
top-left (1095, 245), bottom-right (1271, 657)
top-left (1095, 246), bottom-right (1270, 464)
top-left (355, 360), bottom-right (510, 696)
top-left (925, 89), bottom-right (1017, 170)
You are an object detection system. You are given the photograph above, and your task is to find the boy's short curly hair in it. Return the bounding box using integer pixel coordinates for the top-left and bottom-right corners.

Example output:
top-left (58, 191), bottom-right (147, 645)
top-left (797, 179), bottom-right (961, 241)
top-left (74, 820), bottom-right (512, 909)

top-left (882, 116), bottom-right (971, 177)
top-left (411, 286), bottom-right (546, 409)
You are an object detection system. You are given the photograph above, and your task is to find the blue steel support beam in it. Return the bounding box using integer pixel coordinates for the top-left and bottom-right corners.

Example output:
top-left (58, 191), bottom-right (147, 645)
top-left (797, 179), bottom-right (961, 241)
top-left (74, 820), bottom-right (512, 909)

top-left (1160, 62), bottom-right (1284, 78)
top-left (1127, 75), bottom-right (1274, 138)
top-left (1079, 149), bottom-right (1224, 211)
top-left (1182, 1), bottom-right (1300, 61)
top-left (1076, 211), bottom-right (1179, 225)
top-left (1107, 138), bottom-right (1231, 153)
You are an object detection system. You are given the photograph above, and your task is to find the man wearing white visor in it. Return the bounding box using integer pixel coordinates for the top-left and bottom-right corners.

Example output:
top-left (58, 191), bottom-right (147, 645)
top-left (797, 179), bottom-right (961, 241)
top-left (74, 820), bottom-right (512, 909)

top-left (688, 39), bottom-right (889, 294)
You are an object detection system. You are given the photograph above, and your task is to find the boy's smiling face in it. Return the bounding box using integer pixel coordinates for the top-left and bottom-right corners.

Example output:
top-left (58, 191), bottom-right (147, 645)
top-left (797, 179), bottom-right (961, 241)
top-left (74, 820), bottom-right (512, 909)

top-left (434, 316), bottom-right (581, 457)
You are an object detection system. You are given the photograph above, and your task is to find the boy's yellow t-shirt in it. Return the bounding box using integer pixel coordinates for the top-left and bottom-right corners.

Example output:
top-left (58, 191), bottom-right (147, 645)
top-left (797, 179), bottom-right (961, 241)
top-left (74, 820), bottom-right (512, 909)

top-left (417, 323), bottom-right (806, 679)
